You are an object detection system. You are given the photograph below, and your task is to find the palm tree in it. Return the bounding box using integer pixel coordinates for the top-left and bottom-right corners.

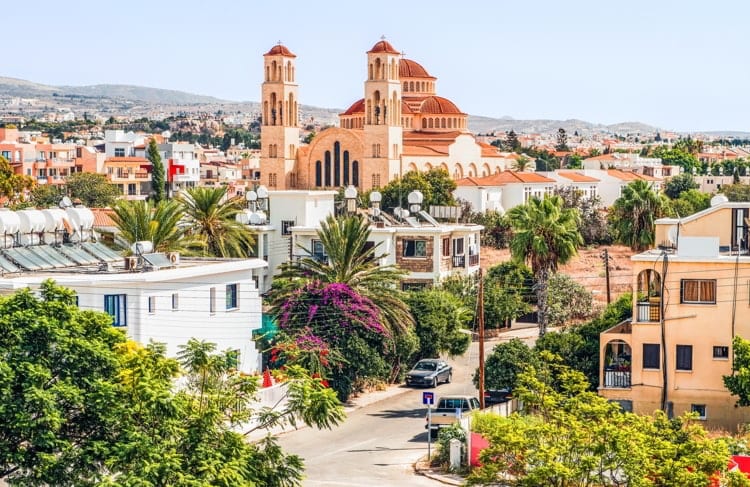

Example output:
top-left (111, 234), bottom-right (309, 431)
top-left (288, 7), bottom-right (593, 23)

top-left (271, 214), bottom-right (414, 334)
top-left (179, 187), bottom-right (255, 258)
top-left (610, 180), bottom-right (666, 251)
top-left (111, 199), bottom-right (198, 253)
top-left (511, 155), bottom-right (532, 172)
top-left (508, 195), bottom-right (582, 336)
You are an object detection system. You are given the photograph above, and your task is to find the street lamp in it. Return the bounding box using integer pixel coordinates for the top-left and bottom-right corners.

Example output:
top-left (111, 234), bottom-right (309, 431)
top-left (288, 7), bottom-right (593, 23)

top-left (370, 190), bottom-right (382, 217)
top-left (408, 190), bottom-right (423, 214)
top-left (344, 185), bottom-right (358, 214)
top-left (256, 185), bottom-right (269, 211)
top-left (245, 189), bottom-right (258, 210)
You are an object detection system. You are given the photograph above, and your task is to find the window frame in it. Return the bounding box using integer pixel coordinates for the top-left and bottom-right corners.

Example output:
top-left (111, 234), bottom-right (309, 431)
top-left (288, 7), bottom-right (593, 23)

top-left (226, 283), bottom-right (238, 311)
top-left (209, 287), bottom-right (216, 314)
top-left (680, 279), bottom-right (717, 304)
top-left (691, 404), bottom-right (707, 420)
top-left (281, 220), bottom-right (295, 236)
top-left (171, 293), bottom-right (179, 310)
top-left (148, 296), bottom-right (156, 314)
top-left (452, 237), bottom-right (465, 256)
top-left (402, 239), bottom-right (428, 258)
top-left (642, 343), bottom-right (660, 369)
top-left (676, 344), bottom-right (693, 371)
top-left (713, 345), bottom-right (729, 360)
top-left (441, 237), bottom-right (450, 257)
top-left (104, 294), bottom-right (127, 327)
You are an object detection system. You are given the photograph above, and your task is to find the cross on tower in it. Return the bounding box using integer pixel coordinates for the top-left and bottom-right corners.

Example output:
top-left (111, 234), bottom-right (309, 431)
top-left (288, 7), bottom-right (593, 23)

top-left (380, 35), bottom-right (386, 40)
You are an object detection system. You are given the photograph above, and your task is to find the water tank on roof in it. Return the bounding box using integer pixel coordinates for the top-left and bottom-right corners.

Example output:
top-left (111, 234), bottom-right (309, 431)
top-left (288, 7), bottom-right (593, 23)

top-left (17, 209), bottom-right (45, 234)
top-left (235, 209), bottom-right (252, 225)
top-left (66, 207), bottom-right (94, 231)
top-left (249, 211), bottom-right (267, 225)
top-left (0, 210), bottom-right (20, 235)
top-left (710, 194), bottom-right (729, 207)
top-left (41, 208), bottom-right (67, 232)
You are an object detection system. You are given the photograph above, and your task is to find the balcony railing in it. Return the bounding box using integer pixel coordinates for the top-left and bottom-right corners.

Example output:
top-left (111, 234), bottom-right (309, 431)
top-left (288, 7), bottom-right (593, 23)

top-left (452, 255), bottom-right (465, 268)
top-left (636, 301), bottom-right (660, 322)
top-left (603, 369), bottom-right (631, 388)
top-left (469, 254), bottom-right (479, 266)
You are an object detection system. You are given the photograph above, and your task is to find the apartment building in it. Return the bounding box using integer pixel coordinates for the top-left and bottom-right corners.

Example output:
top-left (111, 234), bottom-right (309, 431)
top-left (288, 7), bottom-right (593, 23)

top-left (599, 196), bottom-right (750, 429)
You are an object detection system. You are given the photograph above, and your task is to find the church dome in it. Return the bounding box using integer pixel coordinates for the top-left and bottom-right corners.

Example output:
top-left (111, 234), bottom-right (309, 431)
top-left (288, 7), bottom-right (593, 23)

top-left (368, 39), bottom-right (399, 54)
top-left (419, 96), bottom-right (463, 115)
top-left (342, 98), bottom-right (365, 115)
top-left (264, 44), bottom-right (296, 57)
top-left (399, 59), bottom-right (433, 79)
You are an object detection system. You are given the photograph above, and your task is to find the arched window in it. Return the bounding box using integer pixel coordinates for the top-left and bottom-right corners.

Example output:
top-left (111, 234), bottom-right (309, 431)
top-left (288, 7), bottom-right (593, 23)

top-left (422, 119), bottom-right (427, 129)
top-left (441, 118), bottom-right (446, 128)
top-left (428, 118), bottom-right (434, 129)
top-left (265, 66), bottom-right (270, 82)
top-left (352, 161), bottom-right (359, 187)
top-left (403, 82), bottom-right (408, 91)
top-left (315, 161), bottom-right (322, 187)
top-left (271, 61), bottom-right (277, 80)
top-left (324, 151), bottom-right (331, 186)
top-left (343, 151), bottom-right (350, 185)
top-left (334, 141), bottom-right (341, 187)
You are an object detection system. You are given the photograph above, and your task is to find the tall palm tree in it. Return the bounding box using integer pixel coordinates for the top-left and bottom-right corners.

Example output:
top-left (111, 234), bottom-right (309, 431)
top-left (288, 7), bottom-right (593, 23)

top-left (271, 214), bottom-right (414, 334)
top-left (610, 180), bottom-right (666, 251)
top-left (511, 155), bottom-right (533, 172)
top-left (508, 195), bottom-right (582, 336)
top-left (111, 199), bottom-right (198, 253)
top-left (179, 187), bottom-right (255, 258)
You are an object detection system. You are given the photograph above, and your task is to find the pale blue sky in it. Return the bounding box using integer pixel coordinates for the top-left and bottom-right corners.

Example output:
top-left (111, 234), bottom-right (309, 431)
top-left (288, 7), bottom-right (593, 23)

top-left (5, 0), bottom-right (748, 132)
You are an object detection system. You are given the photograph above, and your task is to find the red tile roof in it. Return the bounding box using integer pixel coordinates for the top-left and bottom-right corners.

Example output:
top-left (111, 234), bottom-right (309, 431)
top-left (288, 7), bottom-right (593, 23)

top-left (558, 171), bottom-right (600, 183)
top-left (368, 39), bottom-right (399, 54)
top-left (455, 171), bottom-right (555, 186)
top-left (265, 44), bottom-right (296, 57)
top-left (399, 59), bottom-right (435, 79)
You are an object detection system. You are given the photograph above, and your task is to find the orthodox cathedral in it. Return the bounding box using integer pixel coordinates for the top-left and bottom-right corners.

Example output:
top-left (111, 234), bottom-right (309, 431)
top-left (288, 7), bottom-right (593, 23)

top-left (259, 39), bottom-right (509, 192)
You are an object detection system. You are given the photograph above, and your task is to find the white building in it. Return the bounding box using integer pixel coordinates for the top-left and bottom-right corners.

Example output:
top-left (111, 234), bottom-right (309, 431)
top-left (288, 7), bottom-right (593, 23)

top-left (454, 171), bottom-right (556, 214)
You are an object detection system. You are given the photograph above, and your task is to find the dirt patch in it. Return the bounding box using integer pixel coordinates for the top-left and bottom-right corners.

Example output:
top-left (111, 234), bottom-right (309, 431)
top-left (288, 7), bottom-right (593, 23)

top-left (481, 245), bottom-right (634, 304)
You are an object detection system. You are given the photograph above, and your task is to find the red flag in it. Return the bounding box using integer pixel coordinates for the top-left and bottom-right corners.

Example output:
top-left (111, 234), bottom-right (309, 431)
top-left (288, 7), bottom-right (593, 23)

top-left (262, 368), bottom-right (273, 388)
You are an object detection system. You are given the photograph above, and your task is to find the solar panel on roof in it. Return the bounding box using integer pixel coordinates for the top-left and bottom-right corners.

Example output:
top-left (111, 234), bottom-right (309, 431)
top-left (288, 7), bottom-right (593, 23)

top-left (0, 254), bottom-right (20, 273)
top-left (15, 248), bottom-right (54, 270)
top-left (58, 245), bottom-right (100, 265)
top-left (142, 253), bottom-right (174, 269)
top-left (81, 242), bottom-right (122, 262)
top-left (27, 246), bottom-right (70, 268)
top-left (3, 248), bottom-right (45, 271)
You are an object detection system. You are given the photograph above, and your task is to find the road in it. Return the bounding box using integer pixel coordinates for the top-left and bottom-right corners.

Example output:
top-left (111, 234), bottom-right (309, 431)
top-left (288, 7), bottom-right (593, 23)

top-left (276, 326), bottom-right (540, 486)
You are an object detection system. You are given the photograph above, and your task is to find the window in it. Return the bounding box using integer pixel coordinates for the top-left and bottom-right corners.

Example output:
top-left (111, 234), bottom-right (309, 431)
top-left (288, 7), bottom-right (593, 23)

top-left (209, 287), bottom-right (216, 314)
top-left (713, 346), bottom-right (729, 359)
top-left (148, 296), bottom-right (156, 314)
top-left (171, 293), bottom-right (179, 310)
top-left (691, 404), bottom-right (707, 420)
top-left (269, 173), bottom-right (277, 187)
top-left (442, 237), bottom-right (450, 257)
top-left (676, 345), bottom-right (693, 371)
top-left (104, 294), bottom-right (127, 327)
top-left (403, 239), bottom-right (427, 258)
top-left (226, 284), bottom-right (238, 310)
top-left (643, 343), bottom-right (660, 369)
top-left (281, 220), bottom-right (295, 236)
top-left (453, 238), bottom-right (465, 256)
top-left (114, 148), bottom-right (125, 157)
top-left (680, 279), bottom-right (716, 304)
top-left (311, 239), bottom-right (327, 261)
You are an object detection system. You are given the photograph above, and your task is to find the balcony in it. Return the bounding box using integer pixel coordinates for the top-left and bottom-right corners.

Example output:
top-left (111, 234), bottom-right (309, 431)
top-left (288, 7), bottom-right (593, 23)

top-left (636, 299), bottom-right (661, 322)
top-left (603, 369), bottom-right (631, 388)
top-left (452, 255), bottom-right (465, 268)
top-left (469, 254), bottom-right (479, 266)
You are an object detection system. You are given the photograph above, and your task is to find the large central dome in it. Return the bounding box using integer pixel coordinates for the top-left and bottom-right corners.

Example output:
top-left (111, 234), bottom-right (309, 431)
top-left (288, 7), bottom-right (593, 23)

top-left (399, 59), bottom-right (434, 79)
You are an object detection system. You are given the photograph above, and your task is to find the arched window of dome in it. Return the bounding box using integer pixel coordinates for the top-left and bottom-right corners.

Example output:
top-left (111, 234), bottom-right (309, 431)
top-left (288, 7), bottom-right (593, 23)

top-left (422, 118), bottom-right (427, 129)
top-left (428, 118), bottom-right (434, 129)
top-left (352, 161), bottom-right (359, 187)
top-left (334, 141), bottom-right (341, 187)
top-left (343, 151), bottom-right (350, 185)
top-left (271, 61), bottom-right (277, 81)
top-left (447, 118), bottom-right (452, 129)
top-left (403, 82), bottom-right (408, 92)
top-left (441, 118), bottom-right (446, 129)
top-left (315, 161), bottom-right (322, 187)
top-left (324, 151), bottom-right (331, 186)
top-left (410, 81), bottom-right (415, 92)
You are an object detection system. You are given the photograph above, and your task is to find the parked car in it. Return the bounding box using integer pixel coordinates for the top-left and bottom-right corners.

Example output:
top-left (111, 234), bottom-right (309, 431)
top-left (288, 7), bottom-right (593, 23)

top-left (426, 395), bottom-right (481, 436)
top-left (405, 359), bottom-right (452, 388)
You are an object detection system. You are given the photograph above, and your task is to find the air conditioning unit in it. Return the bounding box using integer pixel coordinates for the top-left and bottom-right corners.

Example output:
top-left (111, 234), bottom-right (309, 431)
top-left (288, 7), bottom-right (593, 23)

top-left (167, 252), bottom-right (180, 266)
top-left (124, 256), bottom-right (138, 271)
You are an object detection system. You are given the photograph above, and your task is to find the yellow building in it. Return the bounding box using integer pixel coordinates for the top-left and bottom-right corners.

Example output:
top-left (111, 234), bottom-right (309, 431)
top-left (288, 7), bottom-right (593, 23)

top-left (599, 197), bottom-right (750, 430)
top-left (259, 40), bottom-right (508, 191)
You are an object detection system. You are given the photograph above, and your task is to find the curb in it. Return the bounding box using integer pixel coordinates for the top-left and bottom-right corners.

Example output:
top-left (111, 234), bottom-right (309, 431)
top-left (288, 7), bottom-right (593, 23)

top-left (414, 458), bottom-right (465, 486)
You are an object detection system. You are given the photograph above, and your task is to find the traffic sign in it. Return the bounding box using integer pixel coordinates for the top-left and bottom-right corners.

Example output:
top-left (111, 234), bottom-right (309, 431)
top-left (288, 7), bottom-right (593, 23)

top-left (422, 391), bottom-right (434, 405)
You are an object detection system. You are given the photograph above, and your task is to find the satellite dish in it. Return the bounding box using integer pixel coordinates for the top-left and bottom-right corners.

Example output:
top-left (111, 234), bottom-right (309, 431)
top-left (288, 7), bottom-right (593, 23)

top-left (59, 196), bottom-right (73, 209)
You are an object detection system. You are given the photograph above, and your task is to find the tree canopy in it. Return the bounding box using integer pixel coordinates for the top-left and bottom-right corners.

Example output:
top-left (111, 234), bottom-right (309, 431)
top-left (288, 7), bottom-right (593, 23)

top-left (609, 180), bottom-right (668, 251)
top-left (65, 172), bottom-right (120, 207)
top-left (378, 168), bottom-right (456, 212)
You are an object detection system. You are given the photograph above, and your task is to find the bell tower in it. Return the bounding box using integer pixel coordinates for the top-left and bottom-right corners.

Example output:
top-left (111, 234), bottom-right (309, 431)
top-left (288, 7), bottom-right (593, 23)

top-left (363, 37), bottom-right (402, 190)
top-left (260, 43), bottom-right (299, 189)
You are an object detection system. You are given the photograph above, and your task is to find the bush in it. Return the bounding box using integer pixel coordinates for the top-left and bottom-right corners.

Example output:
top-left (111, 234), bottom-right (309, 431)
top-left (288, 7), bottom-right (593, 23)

top-left (435, 423), bottom-right (467, 469)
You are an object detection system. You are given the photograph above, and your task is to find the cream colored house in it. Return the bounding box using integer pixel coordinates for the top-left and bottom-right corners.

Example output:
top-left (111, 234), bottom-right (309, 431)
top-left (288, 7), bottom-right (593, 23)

top-left (599, 198), bottom-right (750, 429)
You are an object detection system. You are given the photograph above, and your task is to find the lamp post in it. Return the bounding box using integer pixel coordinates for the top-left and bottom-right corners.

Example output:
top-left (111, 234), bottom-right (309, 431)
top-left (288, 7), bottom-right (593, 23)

top-left (408, 190), bottom-right (423, 214)
top-left (245, 189), bottom-right (258, 210)
top-left (370, 190), bottom-right (382, 216)
top-left (256, 185), bottom-right (269, 212)
top-left (344, 185), bottom-right (358, 214)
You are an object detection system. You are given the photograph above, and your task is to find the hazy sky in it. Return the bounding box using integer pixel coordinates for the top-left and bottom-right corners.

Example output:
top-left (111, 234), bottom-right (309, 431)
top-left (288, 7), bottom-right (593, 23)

top-left (5, 0), bottom-right (748, 132)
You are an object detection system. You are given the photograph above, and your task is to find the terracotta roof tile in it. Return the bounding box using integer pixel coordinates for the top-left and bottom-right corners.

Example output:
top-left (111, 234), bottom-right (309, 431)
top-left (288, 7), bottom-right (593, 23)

top-left (264, 44), bottom-right (296, 57)
top-left (558, 171), bottom-right (600, 183)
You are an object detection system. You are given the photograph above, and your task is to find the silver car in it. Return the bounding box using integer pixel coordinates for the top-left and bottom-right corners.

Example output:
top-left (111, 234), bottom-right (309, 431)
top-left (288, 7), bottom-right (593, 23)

top-left (405, 359), bottom-right (452, 388)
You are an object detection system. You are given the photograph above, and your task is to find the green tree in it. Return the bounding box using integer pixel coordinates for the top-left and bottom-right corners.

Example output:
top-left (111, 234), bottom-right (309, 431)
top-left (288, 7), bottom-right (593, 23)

top-left (653, 147), bottom-right (700, 174)
top-left (555, 128), bottom-right (569, 152)
top-left (475, 338), bottom-right (538, 392)
top-left (469, 210), bottom-right (513, 249)
top-left (546, 273), bottom-right (594, 328)
top-left (609, 179), bottom-right (668, 251)
top-left (111, 199), bottom-right (199, 253)
top-left (511, 155), bottom-right (532, 172)
top-left (721, 184), bottom-right (750, 202)
top-left (668, 188), bottom-right (711, 217)
top-left (29, 183), bottom-right (63, 208)
top-left (147, 138), bottom-right (166, 203)
top-left (505, 130), bottom-right (521, 152)
top-left (508, 196), bottom-right (582, 336)
top-left (379, 168), bottom-right (456, 212)
top-left (272, 214), bottom-right (414, 336)
top-left (724, 335), bottom-right (750, 407)
top-left (65, 172), bottom-right (120, 207)
top-left (0, 156), bottom-right (34, 206)
top-left (405, 288), bottom-right (471, 359)
top-left (180, 186), bottom-right (255, 257)
top-left (553, 187), bottom-right (612, 245)
top-left (663, 172), bottom-right (699, 199)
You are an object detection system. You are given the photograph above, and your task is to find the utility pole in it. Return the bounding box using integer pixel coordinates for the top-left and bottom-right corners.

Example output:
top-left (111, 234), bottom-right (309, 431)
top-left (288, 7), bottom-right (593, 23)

top-left (602, 248), bottom-right (611, 304)
top-left (478, 268), bottom-right (485, 409)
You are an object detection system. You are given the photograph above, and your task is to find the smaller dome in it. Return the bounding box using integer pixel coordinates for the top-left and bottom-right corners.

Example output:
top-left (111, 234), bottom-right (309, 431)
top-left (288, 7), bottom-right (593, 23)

top-left (401, 100), bottom-right (413, 114)
top-left (368, 39), bottom-right (399, 54)
top-left (264, 44), bottom-right (296, 58)
top-left (341, 98), bottom-right (365, 116)
top-left (399, 59), bottom-right (433, 79)
top-left (419, 96), bottom-right (463, 115)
